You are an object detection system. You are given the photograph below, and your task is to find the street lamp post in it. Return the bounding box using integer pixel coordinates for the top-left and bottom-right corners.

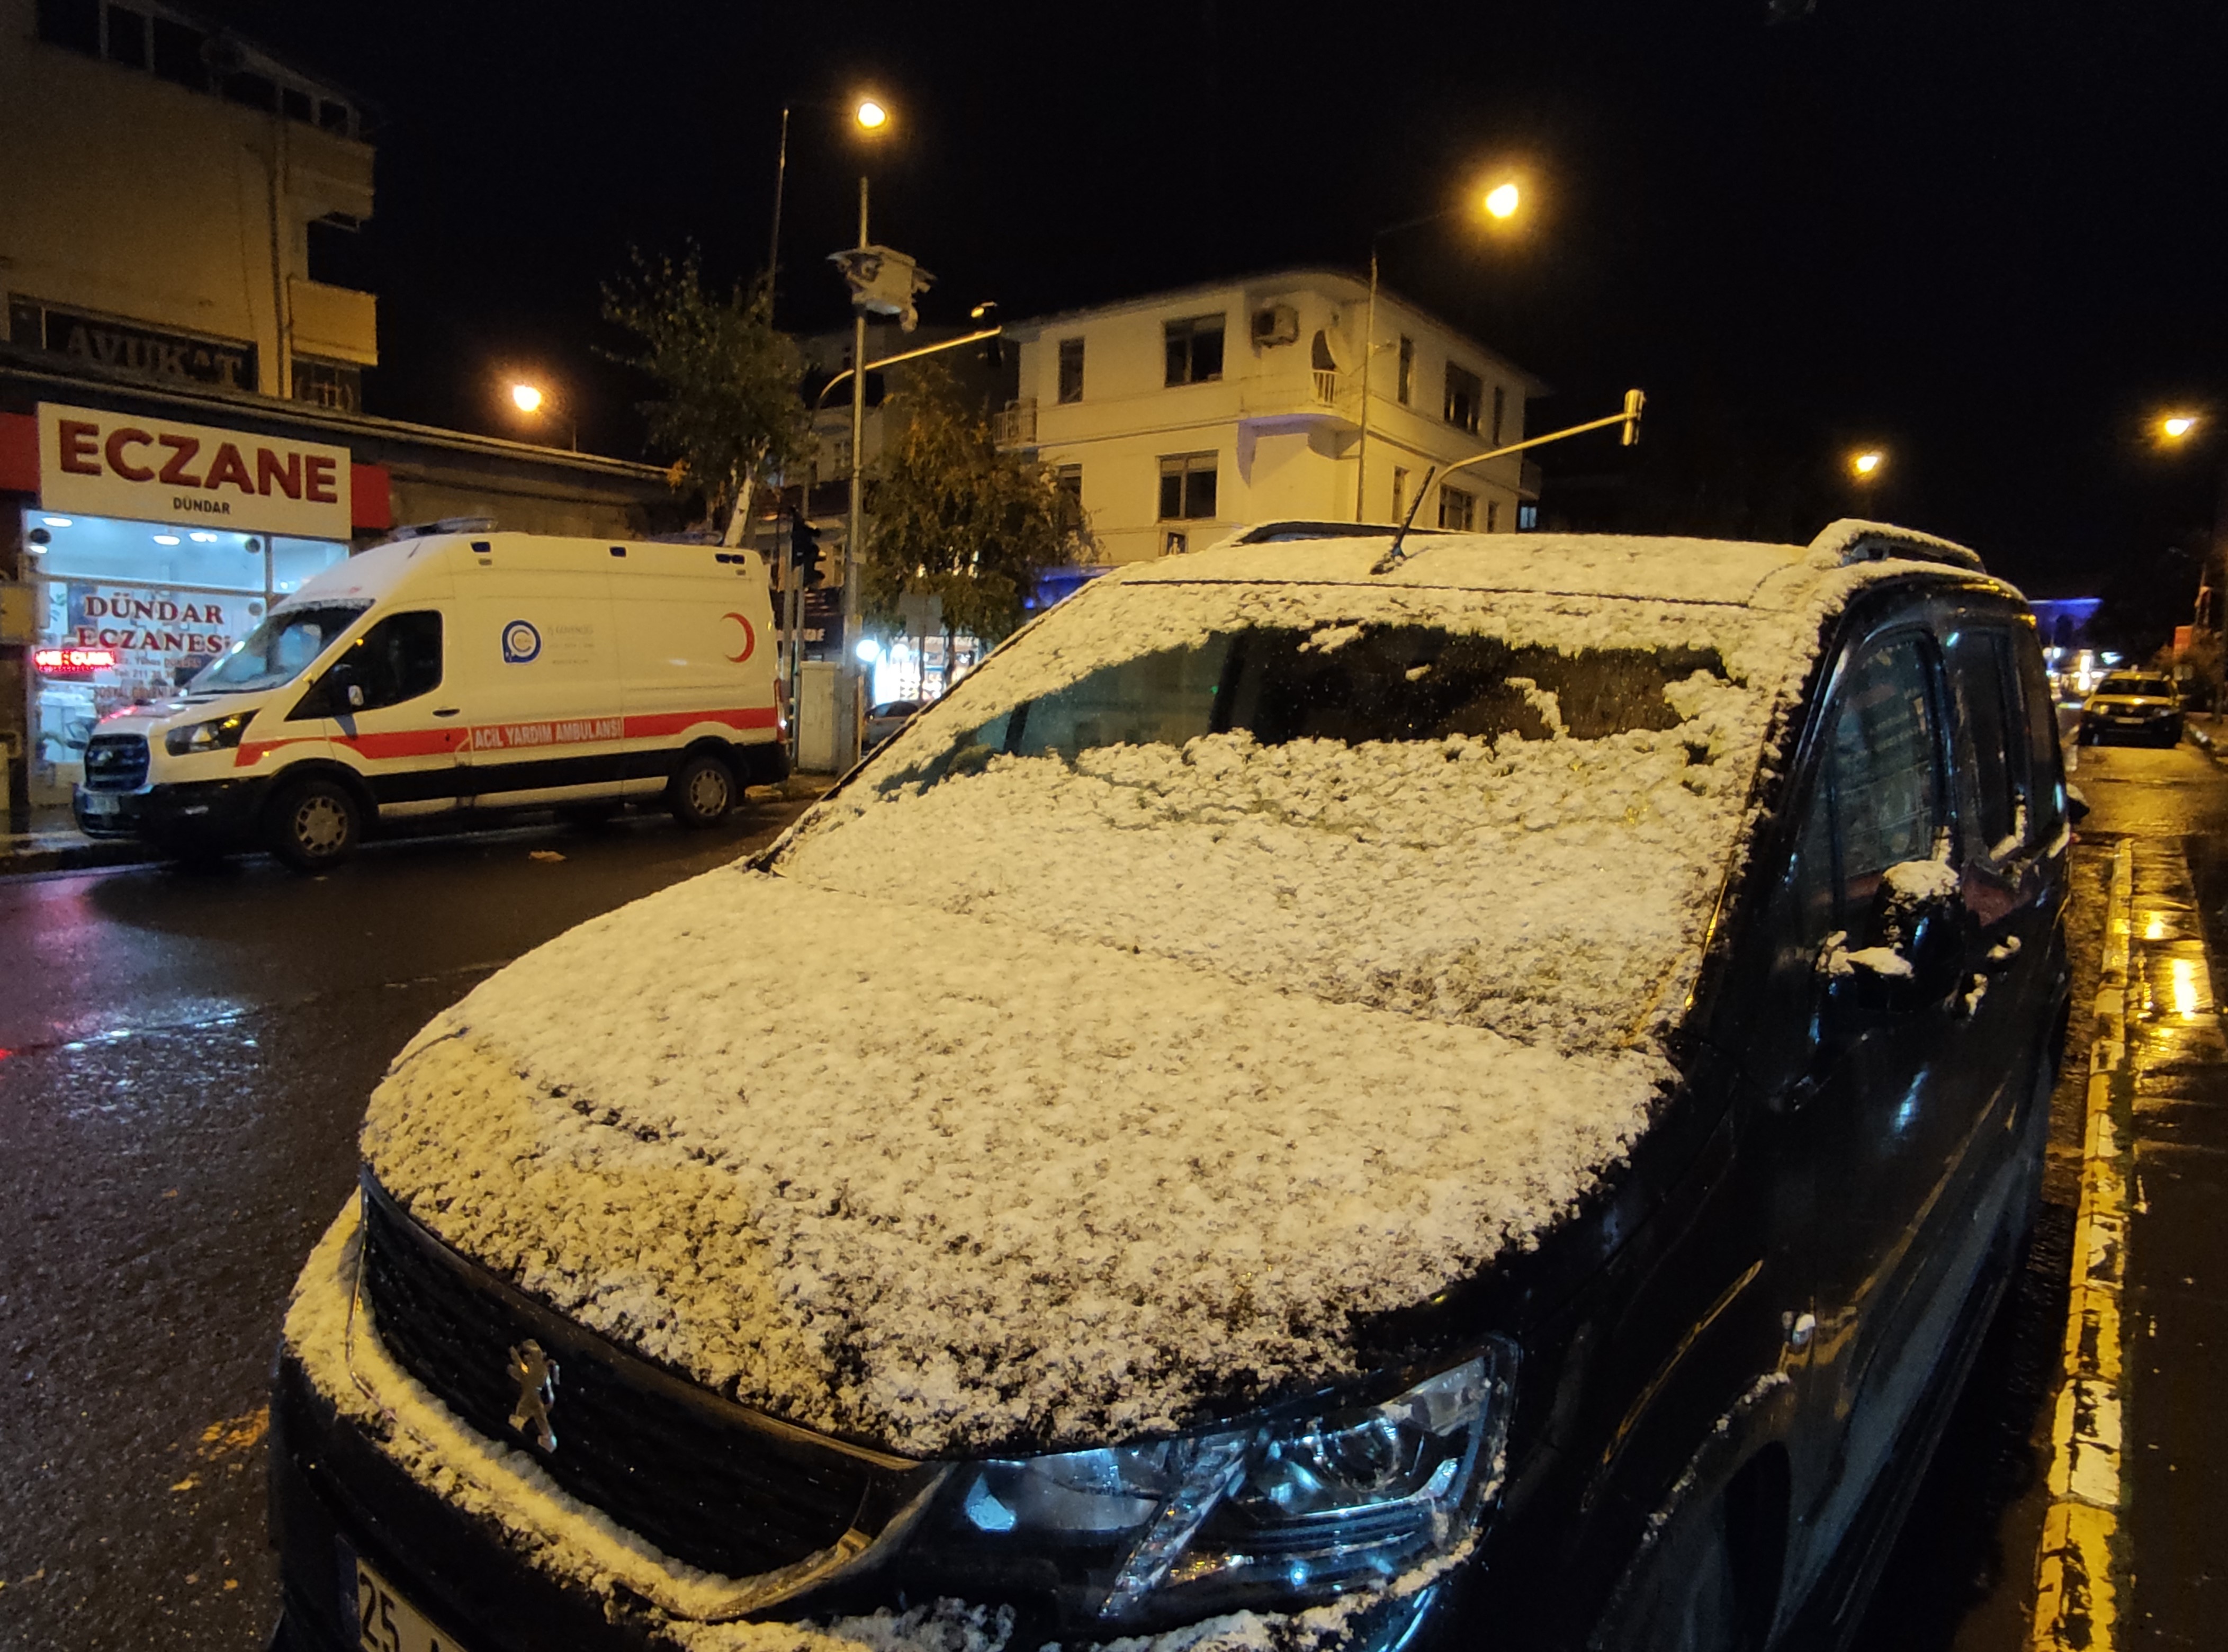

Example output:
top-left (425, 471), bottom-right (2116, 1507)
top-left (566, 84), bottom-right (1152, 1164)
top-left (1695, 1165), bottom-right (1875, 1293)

top-left (1353, 181), bottom-right (1521, 522)
top-left (843, 174), bottom-right (870, 771)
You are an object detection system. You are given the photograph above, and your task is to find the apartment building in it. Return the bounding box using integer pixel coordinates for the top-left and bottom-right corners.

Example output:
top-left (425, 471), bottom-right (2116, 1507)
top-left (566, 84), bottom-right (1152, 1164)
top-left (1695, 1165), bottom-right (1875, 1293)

top-left (1001, 271), bottom-right (1544, 563)
top-left (0, 0), bottom-right (674, 823)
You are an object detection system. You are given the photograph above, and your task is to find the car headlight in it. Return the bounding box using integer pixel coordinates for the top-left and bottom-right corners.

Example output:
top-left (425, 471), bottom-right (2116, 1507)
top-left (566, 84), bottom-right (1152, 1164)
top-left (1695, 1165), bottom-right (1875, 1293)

top-left (165, 713), bottom-right (252, 755)
top-left (918, 1343), bottom-right (1515, 1627)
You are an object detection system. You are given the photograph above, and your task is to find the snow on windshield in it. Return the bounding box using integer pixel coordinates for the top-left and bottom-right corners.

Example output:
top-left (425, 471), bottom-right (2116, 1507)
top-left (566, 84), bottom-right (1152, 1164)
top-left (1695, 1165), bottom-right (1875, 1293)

top-left (781, 579), bottom-right (1791, 1055)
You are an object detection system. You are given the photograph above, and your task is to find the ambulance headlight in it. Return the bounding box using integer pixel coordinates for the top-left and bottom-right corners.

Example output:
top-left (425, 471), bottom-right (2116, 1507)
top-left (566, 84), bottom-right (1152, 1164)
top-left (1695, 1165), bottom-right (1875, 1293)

top-left (166, 714), bottom-right (253, 755)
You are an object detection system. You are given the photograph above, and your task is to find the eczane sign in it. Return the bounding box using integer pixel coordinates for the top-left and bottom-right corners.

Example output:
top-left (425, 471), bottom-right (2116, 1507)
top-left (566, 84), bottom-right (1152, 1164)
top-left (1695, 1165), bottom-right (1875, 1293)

top-left (37, 401), bottom-right (352, 538)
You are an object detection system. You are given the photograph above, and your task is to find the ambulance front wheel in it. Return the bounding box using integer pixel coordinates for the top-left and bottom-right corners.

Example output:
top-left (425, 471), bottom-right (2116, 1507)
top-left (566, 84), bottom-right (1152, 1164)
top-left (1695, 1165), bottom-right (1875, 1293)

top-left (268, 775), bottom-right (364, 872)
top-left (669, 752), bottom-right (738, 829)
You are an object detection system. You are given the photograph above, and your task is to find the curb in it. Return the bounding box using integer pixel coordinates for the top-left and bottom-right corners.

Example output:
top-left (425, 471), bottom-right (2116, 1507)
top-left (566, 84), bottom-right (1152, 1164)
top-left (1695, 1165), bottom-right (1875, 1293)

top-left (0, 774), bottom-right (839, 878)
top-left (2027, 838), bottom-right (2135, 1652)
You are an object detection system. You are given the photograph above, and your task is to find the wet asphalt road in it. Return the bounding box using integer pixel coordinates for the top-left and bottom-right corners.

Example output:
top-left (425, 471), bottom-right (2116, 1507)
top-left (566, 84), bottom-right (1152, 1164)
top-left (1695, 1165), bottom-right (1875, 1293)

top-left (0, 797), bottom-right (815, 1651)
top-left (3, 742), bottom-right (2224, 1652)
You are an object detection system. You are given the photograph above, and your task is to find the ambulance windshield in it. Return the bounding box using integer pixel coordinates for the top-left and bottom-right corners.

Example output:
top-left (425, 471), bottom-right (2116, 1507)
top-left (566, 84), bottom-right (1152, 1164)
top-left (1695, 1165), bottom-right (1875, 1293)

top-left (190, 601), bottom-right (370, 693)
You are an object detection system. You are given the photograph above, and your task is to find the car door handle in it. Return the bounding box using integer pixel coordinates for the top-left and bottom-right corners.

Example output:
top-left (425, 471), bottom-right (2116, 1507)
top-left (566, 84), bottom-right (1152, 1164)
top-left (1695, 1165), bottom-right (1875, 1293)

top-left (432, 707), bottom-right (462, 718)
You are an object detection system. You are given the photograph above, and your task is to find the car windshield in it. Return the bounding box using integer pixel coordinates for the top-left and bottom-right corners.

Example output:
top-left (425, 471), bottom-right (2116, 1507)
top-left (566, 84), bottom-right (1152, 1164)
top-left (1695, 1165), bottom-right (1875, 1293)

top-left (189, 601), bottom-right (369, 693)
top-left (2098, 675), bottom-right (2172, 697)
top-left (778, 578), bottom-right (1790, 1053)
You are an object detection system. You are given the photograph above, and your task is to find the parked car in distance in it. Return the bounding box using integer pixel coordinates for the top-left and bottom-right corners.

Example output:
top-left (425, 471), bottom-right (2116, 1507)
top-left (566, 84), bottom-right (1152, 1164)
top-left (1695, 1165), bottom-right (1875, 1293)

top-left (863, 697), bottom-right (926, 753)
top-left (273, 519), bottom-right (2073, 1652)
top-left (72, 531), bottom-right (786, 870)
top-left (2078, 671), bottom-right (2182, 746)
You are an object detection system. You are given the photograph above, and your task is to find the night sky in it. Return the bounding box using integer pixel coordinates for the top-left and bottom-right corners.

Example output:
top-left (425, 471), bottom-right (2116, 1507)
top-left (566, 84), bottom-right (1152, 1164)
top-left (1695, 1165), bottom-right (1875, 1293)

top-left (195, 0), bottom-right (2228, 599)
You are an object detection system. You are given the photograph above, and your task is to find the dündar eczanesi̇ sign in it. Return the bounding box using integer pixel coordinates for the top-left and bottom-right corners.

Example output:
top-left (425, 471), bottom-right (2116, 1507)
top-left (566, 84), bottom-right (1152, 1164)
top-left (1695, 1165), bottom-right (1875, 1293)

top-left (36, 401), bottom-right (352, 539)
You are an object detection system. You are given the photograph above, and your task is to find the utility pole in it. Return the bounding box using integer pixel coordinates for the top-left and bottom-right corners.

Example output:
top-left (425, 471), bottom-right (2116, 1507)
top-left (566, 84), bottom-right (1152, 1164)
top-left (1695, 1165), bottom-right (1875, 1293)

top-left (840, 175), bottom-right (870, 772)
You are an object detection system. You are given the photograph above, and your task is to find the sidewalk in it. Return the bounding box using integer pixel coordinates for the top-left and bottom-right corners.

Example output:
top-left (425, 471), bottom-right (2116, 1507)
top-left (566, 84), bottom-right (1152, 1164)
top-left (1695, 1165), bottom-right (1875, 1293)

top-left (0, 772), bottom-right (840, 877)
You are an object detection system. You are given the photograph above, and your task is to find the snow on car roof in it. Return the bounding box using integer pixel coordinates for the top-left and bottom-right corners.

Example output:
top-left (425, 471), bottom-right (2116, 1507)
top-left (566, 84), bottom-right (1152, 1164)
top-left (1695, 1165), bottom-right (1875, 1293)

top-left (1121, 531), bottom-right (1817, 608)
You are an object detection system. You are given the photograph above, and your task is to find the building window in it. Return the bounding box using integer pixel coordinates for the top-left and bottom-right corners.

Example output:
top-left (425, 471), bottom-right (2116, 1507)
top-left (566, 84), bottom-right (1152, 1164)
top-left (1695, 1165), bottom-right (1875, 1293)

top-left (1490, 384), bottom-right (1507, 446)
top-left (1163, 529), bottom-right (1189, 556)
top-left (1486, 499), bottom-right (1501, 533)
top-left (1057, 337), bottom-right (1085, 404)
top-left (1444, 363), bottom-right (1483, 434)
top-left (1397, 336), bottom-right (1415, 405)
top-left (1438, 485), bottom-right (1476, 532)
top-left (1164, 316), bottom-right (1225, 387)
top-left (105, 6), bottom-right (149, 68)
top-left (1054, 464), bottom-right (1084, 534)
top-left (1158, 453), bottom-right (1219, 520)
top-left (1518, 503), bottom-right (1539, 531)
top-left (292, 358), bottom-right (362, 412)
top-left (39, 0), bottom-right (100, 52)
top-left (1391, 466), bottom-right (1409, 523)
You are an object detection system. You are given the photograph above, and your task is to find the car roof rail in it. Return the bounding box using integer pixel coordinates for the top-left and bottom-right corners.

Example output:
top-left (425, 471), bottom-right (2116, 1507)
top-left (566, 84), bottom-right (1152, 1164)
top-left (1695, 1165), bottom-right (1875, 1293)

top-left (1809, 518), bottom-right (1986, 573)
top-left (1225, 520), bottom-right (1451, 545)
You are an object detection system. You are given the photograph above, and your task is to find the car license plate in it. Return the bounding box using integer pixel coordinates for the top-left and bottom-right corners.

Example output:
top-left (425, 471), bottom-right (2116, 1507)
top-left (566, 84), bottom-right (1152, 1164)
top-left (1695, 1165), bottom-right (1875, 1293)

top-left (343, 1548), bottom-right (470, 1652)
top-left (81, 792), bottom-right (121, 816)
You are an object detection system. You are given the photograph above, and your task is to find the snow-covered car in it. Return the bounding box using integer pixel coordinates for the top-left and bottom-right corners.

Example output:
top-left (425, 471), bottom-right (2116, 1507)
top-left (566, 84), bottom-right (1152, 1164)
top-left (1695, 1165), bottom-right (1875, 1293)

top-left (272, 519), bottom-right (2073, 1652)
top-left (2077, 670), bottom-right (2182, 746)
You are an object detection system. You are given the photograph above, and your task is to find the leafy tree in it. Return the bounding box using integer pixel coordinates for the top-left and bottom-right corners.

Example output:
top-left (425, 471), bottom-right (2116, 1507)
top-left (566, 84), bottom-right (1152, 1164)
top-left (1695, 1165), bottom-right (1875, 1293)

top-left (863, 361), bottom-right (1091, 645)
top-left (602, 250), bottom-right (810, 531)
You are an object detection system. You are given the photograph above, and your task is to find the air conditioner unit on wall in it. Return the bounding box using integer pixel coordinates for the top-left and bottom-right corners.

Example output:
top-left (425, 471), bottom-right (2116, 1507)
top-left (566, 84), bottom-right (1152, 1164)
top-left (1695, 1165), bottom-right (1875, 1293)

top-left (1251, 304), bottom-right (1299, 348)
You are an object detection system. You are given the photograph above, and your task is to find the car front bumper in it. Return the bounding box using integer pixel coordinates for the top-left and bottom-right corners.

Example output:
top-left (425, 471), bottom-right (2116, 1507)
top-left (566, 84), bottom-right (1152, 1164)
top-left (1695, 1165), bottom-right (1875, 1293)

top-left (272, 1206), bottom-right (1472, 1652)
top-left (71, 777), bottom-right (268, 844)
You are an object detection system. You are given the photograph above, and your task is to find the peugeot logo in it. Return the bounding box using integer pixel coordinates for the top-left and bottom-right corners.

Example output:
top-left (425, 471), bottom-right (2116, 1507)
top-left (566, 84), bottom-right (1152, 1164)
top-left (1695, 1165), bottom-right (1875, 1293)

top-left (507, 1339), bottom-right (560, 1452)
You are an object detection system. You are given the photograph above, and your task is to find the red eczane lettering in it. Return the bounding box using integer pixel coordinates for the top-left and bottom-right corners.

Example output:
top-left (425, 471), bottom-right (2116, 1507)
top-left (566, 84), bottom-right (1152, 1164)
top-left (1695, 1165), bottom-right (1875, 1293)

top-left (104, 427), bottom-right (156, 481)
top-left (304, 454), bottom-right (337, 504)
top-left (256, 448), bottom-right (301, 498)
top-left (203, 443), bottom-right (255, 494)
top-left (157, 434), bottom-right (202, 486)
top-left (58, 420), bottom-right (101, 474)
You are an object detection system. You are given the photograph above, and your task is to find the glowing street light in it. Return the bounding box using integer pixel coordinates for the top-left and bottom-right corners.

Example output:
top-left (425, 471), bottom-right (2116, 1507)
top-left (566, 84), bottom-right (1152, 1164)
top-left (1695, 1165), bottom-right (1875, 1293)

top-left (2161, 414), bottom-right (2198, 441)
top-left (1851, 448), bottom-right (1885, 479)
top-left (510, 382), bottom-right (544, 414)
top-left (855, 97), bottom-right (888, 132)
top-left (1483, 181), bottom-right (1521, 219)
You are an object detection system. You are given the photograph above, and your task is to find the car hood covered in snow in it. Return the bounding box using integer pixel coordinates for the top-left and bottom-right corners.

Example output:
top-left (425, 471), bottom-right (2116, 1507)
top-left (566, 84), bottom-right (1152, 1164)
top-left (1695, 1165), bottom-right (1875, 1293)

top-left (363, 870), bottom-right (1666, 1457)
top-left (363, 534), bottom-right (1999, 1459)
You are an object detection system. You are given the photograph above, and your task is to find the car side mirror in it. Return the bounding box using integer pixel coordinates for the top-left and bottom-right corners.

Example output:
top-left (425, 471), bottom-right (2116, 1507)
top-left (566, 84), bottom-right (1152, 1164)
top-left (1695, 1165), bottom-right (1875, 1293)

top-left (1818, 859), bottom-right (1964, 1026)
top-left (327, 662), bottom-right (365, 711)
top-left (2066, 784), bottom-right (2091, 825)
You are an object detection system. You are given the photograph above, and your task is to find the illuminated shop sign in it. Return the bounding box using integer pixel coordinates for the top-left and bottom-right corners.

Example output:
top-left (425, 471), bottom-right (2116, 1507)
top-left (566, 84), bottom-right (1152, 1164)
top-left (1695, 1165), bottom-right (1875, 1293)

top-left (32, 645), bottom-right (119, 676)
top-left (36, 401), bottom-right (351, 538)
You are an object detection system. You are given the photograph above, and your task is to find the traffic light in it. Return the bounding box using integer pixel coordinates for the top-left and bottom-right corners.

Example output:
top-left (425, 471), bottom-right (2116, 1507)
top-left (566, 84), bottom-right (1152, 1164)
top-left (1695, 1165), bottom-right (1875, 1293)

top-left (1621, 388), bottom-right (1646, 447)
top-left (790, 510), bottom-right (824, 588)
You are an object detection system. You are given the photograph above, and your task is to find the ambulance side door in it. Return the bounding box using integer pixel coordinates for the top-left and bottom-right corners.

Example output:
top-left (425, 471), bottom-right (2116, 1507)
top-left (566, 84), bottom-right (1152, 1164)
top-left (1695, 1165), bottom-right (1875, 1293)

top-left (450, 540), bottom-right (623, 807)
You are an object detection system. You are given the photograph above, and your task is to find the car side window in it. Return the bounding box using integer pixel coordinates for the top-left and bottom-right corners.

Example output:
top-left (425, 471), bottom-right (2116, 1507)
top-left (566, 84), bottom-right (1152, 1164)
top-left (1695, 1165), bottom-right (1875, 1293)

top-left (1827, 631), bottom-right (1946, 925)
top-left (2010, 630), bottom-right (2068, 840)
top-left (295, 610), bottom-right (443, 719)
top-left (1945, 629), bottom-right (2022, 858)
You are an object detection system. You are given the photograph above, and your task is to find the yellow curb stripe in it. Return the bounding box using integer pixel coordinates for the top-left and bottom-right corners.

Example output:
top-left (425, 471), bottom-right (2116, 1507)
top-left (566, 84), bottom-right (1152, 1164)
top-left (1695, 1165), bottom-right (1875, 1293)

top-left (2028, 837), bottom-right (2134, 1652)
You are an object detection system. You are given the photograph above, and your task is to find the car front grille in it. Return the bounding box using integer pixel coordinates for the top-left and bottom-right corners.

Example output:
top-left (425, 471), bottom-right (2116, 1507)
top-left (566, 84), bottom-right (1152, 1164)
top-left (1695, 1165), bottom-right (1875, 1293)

top-left (357, 1175), bottom-right (901, 1579)
top-left (83, 734), bottom-right (149, 791)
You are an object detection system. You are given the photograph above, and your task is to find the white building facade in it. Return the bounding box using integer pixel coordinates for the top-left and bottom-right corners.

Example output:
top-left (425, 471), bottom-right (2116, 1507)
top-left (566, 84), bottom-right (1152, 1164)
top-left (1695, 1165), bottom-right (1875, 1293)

top-left (1003, 271), bottom-right (1544, 564)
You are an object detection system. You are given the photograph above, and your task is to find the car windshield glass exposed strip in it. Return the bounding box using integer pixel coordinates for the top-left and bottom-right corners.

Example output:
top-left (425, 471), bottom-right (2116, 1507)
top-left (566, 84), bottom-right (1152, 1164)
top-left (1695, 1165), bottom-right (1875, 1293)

top-left (190, 600), bottom-right (369, 693)
top-left (877, 627), bottom-right (1724, 796)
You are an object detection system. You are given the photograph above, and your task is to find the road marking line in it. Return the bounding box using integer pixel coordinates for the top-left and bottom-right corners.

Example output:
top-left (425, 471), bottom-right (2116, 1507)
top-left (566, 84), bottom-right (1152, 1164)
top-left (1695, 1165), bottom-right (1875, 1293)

top-left (2028, 837), bottom-right (2134, 1652)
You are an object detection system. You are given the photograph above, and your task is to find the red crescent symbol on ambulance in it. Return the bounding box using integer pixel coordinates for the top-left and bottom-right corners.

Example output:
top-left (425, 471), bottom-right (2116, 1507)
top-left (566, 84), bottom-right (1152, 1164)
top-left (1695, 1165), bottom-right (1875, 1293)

top-left (721, 612), bottom-right (757, 662)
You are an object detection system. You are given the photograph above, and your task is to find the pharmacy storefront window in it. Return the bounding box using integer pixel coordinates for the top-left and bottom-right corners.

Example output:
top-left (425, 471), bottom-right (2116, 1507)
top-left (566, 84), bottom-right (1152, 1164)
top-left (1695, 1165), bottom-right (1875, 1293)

top-left (21, 510), bottom-right (348, 804)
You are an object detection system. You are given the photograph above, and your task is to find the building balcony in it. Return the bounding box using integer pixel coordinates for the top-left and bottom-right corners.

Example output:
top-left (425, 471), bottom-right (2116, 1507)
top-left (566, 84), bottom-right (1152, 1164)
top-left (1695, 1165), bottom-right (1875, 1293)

top-left (1237, 370), bottom-right (1355, 434)
top-left (287, 276), bottom-right (377, 366)
top-left (993, 398), bottom-right (1037, 448)
top-left (1520, 458), bottom-right (1543, 501)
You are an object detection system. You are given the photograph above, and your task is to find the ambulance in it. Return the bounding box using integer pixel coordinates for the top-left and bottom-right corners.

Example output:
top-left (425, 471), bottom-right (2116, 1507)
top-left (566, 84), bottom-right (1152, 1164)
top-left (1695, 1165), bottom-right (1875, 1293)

top-left (71, 529), bottom-right (786, 869)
